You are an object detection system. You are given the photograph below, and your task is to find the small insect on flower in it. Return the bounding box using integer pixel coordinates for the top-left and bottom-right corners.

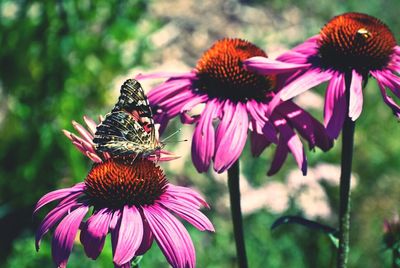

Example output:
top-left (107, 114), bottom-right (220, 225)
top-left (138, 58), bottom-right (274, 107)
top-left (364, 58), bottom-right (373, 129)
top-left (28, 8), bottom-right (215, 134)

top-left (93, 79), bottom-right (164, 159)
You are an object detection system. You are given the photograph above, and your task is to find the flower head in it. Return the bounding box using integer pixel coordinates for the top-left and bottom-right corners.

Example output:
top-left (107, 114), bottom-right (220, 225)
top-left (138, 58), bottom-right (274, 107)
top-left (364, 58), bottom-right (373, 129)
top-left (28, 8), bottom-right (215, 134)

top-left (34, 157), bottom-right (214, 268)
top-left (137, 38), bottom-right (332, 175)
top-left (244, 12), bottom-right (400, 139)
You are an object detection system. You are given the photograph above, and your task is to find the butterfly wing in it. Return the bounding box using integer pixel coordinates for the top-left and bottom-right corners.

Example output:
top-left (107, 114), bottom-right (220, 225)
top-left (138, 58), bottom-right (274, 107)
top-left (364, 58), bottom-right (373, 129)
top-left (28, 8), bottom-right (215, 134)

top-left (113, 79), bottom-right (157, 145)
top-left (93, 111), bottom-right (152, 156)
top-left (93, 79), bottom-right (159, 156)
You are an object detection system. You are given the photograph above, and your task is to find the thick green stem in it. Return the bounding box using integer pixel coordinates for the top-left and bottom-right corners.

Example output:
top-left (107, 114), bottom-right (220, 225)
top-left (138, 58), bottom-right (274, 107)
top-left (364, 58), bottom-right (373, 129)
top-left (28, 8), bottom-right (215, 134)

top-left (337, 73), bottom-right (356, 268)
top-left (228, 160), bottom-right (248, 268)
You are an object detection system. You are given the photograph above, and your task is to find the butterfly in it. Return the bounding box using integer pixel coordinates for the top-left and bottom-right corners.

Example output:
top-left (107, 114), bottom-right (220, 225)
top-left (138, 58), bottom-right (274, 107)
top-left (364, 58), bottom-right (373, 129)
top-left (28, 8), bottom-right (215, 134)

top-left (93, 79), bottom-right (163, 158)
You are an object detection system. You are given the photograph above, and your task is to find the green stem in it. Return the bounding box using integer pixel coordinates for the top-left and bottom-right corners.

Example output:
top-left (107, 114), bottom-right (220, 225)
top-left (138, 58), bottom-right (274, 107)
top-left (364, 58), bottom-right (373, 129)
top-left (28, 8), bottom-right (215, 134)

top-left (228, 160), bottom-right (248, 268)
top-left (337, 73), bottom-right (356, 268)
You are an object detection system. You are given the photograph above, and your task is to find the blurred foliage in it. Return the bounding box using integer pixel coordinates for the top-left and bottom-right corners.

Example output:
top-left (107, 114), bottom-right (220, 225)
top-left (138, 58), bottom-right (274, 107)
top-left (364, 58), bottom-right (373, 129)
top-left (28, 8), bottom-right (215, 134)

top-left (2, 0), bottom-right (400, 267)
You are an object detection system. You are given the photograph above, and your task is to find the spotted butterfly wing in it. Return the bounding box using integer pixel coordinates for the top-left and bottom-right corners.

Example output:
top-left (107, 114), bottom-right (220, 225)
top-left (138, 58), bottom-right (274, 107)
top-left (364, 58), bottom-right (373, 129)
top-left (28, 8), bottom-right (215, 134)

top-left (93, 79), bottom-right (161, 157)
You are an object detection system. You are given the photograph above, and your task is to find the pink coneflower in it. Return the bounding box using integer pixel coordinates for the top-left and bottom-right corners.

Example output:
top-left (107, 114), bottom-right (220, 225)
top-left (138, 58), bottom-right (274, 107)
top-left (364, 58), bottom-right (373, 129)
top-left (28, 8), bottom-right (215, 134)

top-left (62, 116), bottom-right (177, 162)
top-left (244, 12), bottom-right (400, 139)
top-left (137, 38), bottom-right (332, 175)
top-left (34, 157), bottom-right (214, 268)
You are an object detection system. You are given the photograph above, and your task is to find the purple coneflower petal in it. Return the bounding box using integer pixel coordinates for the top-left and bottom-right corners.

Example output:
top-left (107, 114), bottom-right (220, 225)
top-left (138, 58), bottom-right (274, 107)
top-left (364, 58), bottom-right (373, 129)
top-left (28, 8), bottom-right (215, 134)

top-left (52, 205), bottom-right (89, 268)
top-left (289, 35), bottom-right (320, 54)
top-left (373, 69), bottom-right (400, 98)
top-left (154, 113), bottom-right (170, 135)
top-left (80, 208), bottom-right (113, 260)
top-left (246, 100), bottom-right (277, 142)
top-left (113, 205), bottom-right (144, 266)
top-left (244, 56), bottom-right (311, 75)
top-left (136, 217), bottom-right (154, 255)
top-left (191, 99), bottom-right (220, 172)
top-left (277, 101), bottom-right (332, 150)
top-left (280, 68), bottom-right (333, 101)
top-left (72, 121), bottom-right (94, 144)
top-left (157, 88), bottom-right (195, 108)
top-left (143, 204), bottom-right (196, 268)
top-left (270, 115), bottom-right (306, 175)
top-left (160, 198), bottom-right (214, 232)
top-left (83, 115), bottom-right (98, 135)
top-left (250, 131), bottom-right (272, 157)
top-left (136, 72), bottom-right (196, 80)
top-left (324, 72), bottom-right (347, 139)
top-left (376, 79), bottom-right (400, 117)
top-left (180, 94), bottom-right (209, 124)
top-left (36, 200), bottom-right (81, 251)
top-left (214, 101), bottom-right (249, 173)
top-left (267, 134), bottom-right (289, 176)
top-left (86, 151), bottom-right (103, 163)
top-left (34, 183), bottom-right (85, 214)
top-left (348, 70), bottom-right (363, 120)
top-left (148, 79), bottom-right (192, 105)
top-left (275, 51), bottom-right (310, 64)
top-left (165, 184), bottom-right (209, 209)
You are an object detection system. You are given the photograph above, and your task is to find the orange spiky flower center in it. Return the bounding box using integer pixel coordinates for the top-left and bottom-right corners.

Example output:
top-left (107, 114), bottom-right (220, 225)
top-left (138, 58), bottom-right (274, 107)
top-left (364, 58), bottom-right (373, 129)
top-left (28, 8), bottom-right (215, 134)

top-left (85, 158), bottom-right (167, 208)
top-left (318, 12), bottom-right (396, 73)
top-left (195, 38), bottom-right (275, 102)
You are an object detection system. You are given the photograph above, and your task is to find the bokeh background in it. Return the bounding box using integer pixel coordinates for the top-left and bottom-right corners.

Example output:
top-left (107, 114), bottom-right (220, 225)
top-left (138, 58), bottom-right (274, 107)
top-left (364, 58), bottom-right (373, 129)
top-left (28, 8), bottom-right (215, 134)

top-left (1, 0), bottom-right (400, 267)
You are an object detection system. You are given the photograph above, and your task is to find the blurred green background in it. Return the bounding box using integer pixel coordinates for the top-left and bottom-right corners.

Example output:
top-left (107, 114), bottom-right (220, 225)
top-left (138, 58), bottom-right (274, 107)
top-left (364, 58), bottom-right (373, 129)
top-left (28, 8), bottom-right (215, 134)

top-left (1, 0), bottom-right (400, 267)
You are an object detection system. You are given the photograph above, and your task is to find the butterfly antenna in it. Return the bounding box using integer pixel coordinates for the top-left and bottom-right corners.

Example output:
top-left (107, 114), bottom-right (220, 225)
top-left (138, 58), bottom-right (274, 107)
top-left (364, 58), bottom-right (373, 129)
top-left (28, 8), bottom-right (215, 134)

top-left (161, 129), bottom-right (182, 143)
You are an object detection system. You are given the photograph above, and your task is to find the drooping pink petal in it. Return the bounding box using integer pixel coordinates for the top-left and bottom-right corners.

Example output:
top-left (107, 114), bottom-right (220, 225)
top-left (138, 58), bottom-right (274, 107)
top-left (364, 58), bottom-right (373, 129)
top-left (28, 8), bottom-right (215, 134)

top-left (243, 56), bottom-right (311, 75)
top-left (35, 199), bottom-right (82, 251)
top-left (324, 72), bottom-right (347, 139)
top-left (86, 151), bottom-right (103, 163)
top-left (180, 94), bottom-right (209, 124)
top-left (83, 115), bottom-right (98, 135)
top-left (143, 204), bottom-right (196, 268)
top-left (250, 131), bottom-right (272, 157)
top-left (275, 50), bottom-right (310, 64)
top-left (160, 198), bottom-right (214, 232)
top-left (191, 99), bottom-right (220, 172)
top-left (148, 79), bottom-right (193, 105)
top-left (276, 101), bottom-right (333, 150)
top-left (372, 69), bottom-right (400, 98)
top-left (52, 206), bottom-right (89, 268)
top-left (290, 35), bottom-right (320, 54)
top-left (34, 183), bottom-right (85, 214)
top-left (114, 262), bottom-right (131, 268)
top-left (113, 205), bottom-right (144, 266)
top-left (214, 101), bottom-right (249, 173)
top-left (270, 114), bottom-right (306, 175)
top-left (72, 121), bottom-right (94, 144)
top-left (66, 131), bottom-right (96, 154)
top-left (157, 89), bottom-right (196, 108)
top-left (267, 134), bottom-right (289, 176)
top-left (165, 184), bottom-right (209, 209)
top-left (136, 72), bottom-right (196, 80)
top-left (136, 215), bottom-right (154, 256)
top-left (280, 68), bottom-right (333, 101)
top-left (80, 208), bottom-right (113, 260)
top-left (348, 70), bottom-right (363, 120)
top-left (246, 100), bottom-right (277, 142)
top-left (375, 79), bottom-right (400, 118)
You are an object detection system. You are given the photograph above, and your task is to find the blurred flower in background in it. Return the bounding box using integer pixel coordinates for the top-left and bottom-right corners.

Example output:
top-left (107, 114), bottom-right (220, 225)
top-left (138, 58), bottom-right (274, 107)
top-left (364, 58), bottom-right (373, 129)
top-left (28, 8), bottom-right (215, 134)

top-left (215, 163), bottom-right (357, 220)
